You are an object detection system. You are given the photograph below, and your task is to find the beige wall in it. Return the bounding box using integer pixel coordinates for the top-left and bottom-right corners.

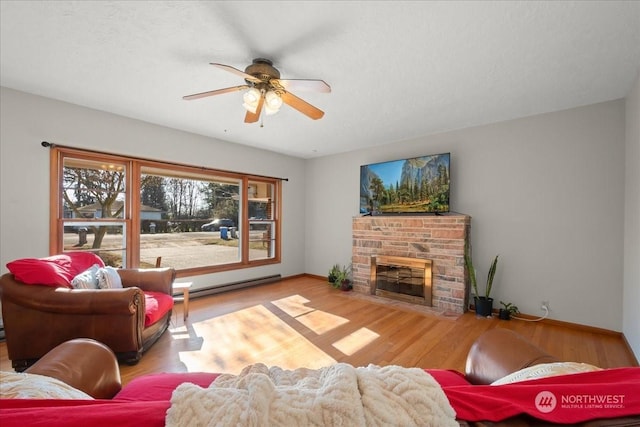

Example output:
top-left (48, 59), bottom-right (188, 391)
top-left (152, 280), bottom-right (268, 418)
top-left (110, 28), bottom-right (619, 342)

top-left (305, 100), bottom-right (627, 333)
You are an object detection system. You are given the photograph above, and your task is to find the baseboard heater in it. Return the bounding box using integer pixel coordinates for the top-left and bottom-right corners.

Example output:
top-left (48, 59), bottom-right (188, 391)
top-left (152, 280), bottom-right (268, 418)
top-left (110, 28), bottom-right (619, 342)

top-left (188, 274), bottom-right (282, 299)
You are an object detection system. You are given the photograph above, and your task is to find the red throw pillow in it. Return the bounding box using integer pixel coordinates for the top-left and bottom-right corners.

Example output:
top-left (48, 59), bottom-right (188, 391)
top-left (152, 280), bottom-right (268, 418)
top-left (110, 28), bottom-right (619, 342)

top-left (6, 252), bottom-right (106, 288)
top-left (143, 292), bottom-right (174, 327)
top-left (6, 255), bottom-right (75, 288)
top-left (66, 251), bottom-right (105, 275)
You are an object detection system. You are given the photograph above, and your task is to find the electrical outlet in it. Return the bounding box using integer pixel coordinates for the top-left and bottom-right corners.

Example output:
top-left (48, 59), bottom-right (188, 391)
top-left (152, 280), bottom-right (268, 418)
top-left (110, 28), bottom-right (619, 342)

top-left (541, 301), bottom-right (550, 312)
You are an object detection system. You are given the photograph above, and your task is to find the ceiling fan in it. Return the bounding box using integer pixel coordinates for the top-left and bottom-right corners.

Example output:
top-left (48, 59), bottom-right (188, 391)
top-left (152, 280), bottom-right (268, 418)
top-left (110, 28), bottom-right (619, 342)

top-left (183, 58), bottom-right (331, 123)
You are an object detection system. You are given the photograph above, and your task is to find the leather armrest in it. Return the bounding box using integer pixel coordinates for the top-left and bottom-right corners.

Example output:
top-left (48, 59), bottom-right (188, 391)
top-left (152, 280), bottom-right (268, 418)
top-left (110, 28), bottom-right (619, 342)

top-left (25, 338), bottom-right (122, 399)
top-left (118, 267), bottom-right (175, 294)
top-left (465, 329), bottom-right (559, 385)
top-left (0, 274), bottom-right (143, 315)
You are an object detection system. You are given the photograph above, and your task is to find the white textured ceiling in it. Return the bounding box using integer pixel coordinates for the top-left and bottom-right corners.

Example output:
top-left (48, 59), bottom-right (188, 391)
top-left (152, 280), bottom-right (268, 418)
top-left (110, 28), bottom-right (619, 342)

top-left (1, 1), bottom-right (639, 159)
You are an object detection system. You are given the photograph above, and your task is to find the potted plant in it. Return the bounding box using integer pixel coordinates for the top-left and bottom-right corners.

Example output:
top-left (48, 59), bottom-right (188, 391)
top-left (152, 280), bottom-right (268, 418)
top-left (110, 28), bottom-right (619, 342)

top-left (327, 264), bottom-right (352, 291)
top-left (328, 264), bottom-right (341, 286)
top-left (464, 240), bottom-right (499, 317)
top-left (499, 301), bottom-right (519, 320)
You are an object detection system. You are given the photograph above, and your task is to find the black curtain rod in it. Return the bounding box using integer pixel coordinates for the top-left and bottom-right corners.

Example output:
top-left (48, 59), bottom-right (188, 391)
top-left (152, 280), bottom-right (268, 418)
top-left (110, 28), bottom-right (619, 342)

top-left (40, 141), bottom-right (289, 182)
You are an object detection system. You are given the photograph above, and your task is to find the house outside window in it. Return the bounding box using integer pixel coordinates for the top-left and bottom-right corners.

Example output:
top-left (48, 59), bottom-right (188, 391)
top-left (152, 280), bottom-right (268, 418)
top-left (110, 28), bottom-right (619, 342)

top-left (50, 147), bottom-right (280, 276)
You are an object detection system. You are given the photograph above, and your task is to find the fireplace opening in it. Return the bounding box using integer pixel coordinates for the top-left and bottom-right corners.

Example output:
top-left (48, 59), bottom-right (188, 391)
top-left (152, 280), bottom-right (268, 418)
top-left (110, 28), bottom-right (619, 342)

top-left (370, 255), bottom-right (432, 306)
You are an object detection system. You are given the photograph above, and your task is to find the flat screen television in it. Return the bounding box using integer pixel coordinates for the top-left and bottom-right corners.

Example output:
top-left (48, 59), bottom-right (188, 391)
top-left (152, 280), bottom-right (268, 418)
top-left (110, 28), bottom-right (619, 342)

top-left (360, 152), bottom-right (450, 215)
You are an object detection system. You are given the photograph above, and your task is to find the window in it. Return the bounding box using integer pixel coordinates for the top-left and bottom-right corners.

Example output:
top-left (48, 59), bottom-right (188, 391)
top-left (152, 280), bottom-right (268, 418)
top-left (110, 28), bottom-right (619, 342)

top-left (138, 166), bottom-right (242, 270)
top-left (247, 180), bottom-right (276, 261)
top-left (50, 147), bottom-right (280, 276)
top-left (59, 156), bottom-right (129, 267)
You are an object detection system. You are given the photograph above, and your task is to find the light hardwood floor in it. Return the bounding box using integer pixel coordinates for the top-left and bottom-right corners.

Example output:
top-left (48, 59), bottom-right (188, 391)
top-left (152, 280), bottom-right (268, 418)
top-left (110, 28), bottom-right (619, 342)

top-left (1, 275), bottom-right (636, 385)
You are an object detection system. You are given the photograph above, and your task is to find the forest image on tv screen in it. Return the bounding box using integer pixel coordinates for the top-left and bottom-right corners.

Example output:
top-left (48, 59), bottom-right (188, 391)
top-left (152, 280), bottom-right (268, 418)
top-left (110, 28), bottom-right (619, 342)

top-left (360, 153), bottom-right (450, 214)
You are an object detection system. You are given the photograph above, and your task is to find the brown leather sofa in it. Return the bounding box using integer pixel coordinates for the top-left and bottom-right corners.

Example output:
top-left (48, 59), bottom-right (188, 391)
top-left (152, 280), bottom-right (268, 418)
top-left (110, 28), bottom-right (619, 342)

top-left (465, 328), bottom-right (560, 384)
top-left (463, 328), bottom-right (640, 427)
top-left (24, 338), bottom-right (122, 399)
top-left (0, 267), bottom-right (175, 371)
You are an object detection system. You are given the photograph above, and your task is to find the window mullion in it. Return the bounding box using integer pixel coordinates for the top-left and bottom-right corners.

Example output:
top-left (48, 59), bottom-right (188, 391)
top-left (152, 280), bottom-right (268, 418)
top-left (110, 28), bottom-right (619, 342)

top-left (129, 161), bottom-right (141, 268)
top-left (241, 177), bottom-right (249, 264)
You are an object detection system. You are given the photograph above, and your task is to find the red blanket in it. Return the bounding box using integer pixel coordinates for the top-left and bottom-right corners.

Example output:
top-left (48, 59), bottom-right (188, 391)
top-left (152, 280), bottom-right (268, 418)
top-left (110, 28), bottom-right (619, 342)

top-left (0, 400), bottom-right (169, 427)
top-left (1, 368), bottom-right (638, 425)
top-left (443, 367), bottom-right (640, 423)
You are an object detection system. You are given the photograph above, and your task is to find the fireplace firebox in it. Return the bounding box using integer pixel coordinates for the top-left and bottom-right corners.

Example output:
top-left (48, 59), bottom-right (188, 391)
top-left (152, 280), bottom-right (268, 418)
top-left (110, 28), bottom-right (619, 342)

top-left (370, 255), bottom-right (432, 306)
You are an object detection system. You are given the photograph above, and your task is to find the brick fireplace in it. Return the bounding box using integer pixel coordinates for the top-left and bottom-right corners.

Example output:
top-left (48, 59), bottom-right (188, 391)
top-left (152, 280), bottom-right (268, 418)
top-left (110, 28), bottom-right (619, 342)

top-left (352, 214), bottom-right (471, 315)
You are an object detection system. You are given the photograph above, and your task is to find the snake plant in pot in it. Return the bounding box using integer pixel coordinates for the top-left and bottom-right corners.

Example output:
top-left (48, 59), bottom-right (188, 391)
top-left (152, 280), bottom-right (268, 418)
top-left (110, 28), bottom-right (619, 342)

top-left (464, 240), bottom-right (499, 317)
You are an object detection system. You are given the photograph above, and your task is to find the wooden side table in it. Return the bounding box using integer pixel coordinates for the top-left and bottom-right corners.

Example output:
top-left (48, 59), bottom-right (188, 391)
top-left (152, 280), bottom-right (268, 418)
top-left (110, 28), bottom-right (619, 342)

top-left (172, 282), bottom-right (193, 321)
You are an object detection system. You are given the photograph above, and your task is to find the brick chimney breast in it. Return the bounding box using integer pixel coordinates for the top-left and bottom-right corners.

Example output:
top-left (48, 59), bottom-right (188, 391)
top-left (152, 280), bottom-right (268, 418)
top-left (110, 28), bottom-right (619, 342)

top-left (352, 214), bottom-right (471, 315)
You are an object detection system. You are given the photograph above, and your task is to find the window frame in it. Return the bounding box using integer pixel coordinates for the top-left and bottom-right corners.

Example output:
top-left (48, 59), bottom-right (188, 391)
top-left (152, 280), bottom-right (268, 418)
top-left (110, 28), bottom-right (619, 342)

top-left (50, 146), bottom-right (281, 278)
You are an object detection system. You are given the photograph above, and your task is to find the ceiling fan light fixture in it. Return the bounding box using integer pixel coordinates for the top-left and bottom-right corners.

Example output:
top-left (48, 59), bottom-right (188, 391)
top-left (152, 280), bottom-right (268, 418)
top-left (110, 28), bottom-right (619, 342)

top-left (184, 59), bottom-right (329, 122)
top-left (243, 87), bottom-right (261, 105)
top-left (242, 102), bottom-right (258, 114)
top-left (264, 103), bottom-right (279, 116)
top-left (242, 87), bottom-right (261, 113)
top-left (265, 90), bottom-right (283, 110)
top-left (244, 87), bottom-right (260, 103)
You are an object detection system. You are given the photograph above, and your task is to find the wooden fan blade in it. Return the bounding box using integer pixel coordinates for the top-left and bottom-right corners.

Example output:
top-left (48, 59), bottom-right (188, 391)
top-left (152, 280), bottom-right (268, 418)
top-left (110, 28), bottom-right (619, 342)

top-left (275, 79), bottom-right (331, 93)
top-left (244, 95), bottom-right (264, 123)
top-left (210, 63), bottom-right (261, 84)
top-left (183, 85), bottom-right (248, 100)
top-left (280, 91), bottom-right (325, 120)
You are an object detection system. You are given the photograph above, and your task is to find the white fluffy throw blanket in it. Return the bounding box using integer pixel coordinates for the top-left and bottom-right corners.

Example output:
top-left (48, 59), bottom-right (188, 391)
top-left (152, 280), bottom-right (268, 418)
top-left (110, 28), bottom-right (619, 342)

top-left (166, 363), bottom-right (457, 427)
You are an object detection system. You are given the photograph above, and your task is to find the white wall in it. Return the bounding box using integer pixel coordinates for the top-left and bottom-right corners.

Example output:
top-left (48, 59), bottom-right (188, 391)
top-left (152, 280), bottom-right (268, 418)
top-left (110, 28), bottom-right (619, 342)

top-left (305, 100), bottom-right (627, 332)
top-left (0, 87), bottom-right (307, 290)
top-left (624, 73), bottom-right (640, 358)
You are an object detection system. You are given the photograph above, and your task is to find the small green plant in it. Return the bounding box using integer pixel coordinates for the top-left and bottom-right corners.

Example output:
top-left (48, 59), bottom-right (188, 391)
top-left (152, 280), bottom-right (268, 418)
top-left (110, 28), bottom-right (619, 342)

top-left (464, 240), bottom-right (499, 299)
top-left (499, 300), bottom-right (519, 320)
top-left (499, 301), bottom-right (519, 315)
top-left (328, 264), bottom-right (351, 289)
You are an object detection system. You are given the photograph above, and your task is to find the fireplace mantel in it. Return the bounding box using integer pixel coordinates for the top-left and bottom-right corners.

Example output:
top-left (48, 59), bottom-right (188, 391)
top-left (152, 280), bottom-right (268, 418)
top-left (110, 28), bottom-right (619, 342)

top-left (352, 214), bottom-right (471, 315)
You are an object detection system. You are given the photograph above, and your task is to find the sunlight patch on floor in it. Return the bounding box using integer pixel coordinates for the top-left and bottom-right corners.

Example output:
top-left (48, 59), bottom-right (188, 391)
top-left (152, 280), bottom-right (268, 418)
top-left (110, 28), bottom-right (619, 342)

top-left (169, 324), bottom-right (191, 340)
top-left (178, 304), bottom-right (336, 375)
top-left (296, 310), bottom-right (349, 335)
top-left (271, 295), bottom-right (315, 317)
top-left (332, 328), bottom-right (380, 356)
top-left (273, 294), bottom-right (350, 334)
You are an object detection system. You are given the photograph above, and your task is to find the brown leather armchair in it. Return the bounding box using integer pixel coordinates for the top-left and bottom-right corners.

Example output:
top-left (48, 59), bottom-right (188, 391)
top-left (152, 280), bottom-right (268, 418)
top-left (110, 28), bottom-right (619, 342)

top-left (0, 267), bottom-right (176, 371)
